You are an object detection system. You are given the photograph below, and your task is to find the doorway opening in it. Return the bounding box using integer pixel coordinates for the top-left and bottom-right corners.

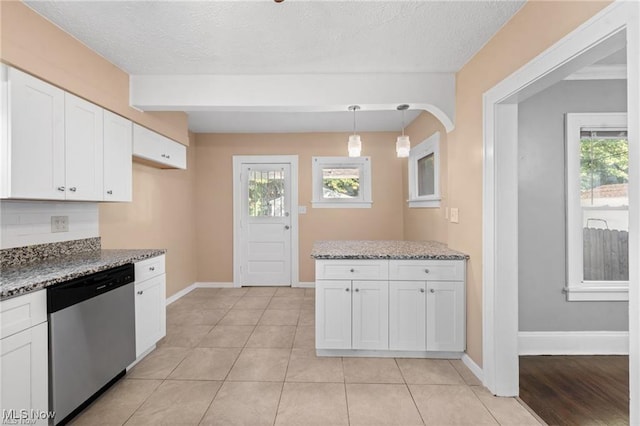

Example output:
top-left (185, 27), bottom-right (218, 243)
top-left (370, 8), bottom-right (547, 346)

top-left (233, 155), bottom-right (299, 287)
top-left (482, 1), bottom-right (638, 423)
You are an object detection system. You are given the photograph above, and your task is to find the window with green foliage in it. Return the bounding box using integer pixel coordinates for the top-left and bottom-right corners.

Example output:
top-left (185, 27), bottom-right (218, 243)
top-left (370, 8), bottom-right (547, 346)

top-left (566, 113), bottom-right (628, 302)
top-left (312, 157), bottom-right (372, 208)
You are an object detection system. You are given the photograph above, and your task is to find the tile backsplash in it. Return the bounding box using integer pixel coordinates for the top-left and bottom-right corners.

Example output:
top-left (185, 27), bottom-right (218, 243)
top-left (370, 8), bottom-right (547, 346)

top-left (0, 201), bottom-right (99, 249)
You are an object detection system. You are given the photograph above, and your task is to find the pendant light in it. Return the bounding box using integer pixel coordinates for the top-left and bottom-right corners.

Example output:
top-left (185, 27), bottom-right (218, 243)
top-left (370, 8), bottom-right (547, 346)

top-left (396, 104), bottom-right (411, 158)
top-left (348, 105), bottom-right (362, 157)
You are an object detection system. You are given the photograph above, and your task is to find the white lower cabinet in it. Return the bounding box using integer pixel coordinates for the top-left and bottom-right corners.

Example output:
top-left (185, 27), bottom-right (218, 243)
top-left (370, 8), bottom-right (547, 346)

top-left (389, 281), bottom-right (427, 351)
top-left (316, 280), bottom-right (352, 349)
top-left (316, 259), bottom-right (466, 355)
top-left (426, 281), bottom-right (465, 352)
top-left (0, 292), bottom-right (48, 425)
top-left (352, 281), bottom-right (388, 350)
top-left (134, 255), bottom-right (167, 358)
top-left (316, 279), bottom-right (388, 350)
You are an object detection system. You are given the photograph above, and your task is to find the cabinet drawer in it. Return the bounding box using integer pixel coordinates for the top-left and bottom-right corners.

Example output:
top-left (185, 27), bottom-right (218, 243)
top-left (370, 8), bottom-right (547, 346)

top-left (315, 260), bottom-right (388, 280)
top-left (389, 260), bottom-right (465, 281)
top-left (135, 255), bottom-right (166, 282)
top-left (0, 290), bottom-right (47, 339)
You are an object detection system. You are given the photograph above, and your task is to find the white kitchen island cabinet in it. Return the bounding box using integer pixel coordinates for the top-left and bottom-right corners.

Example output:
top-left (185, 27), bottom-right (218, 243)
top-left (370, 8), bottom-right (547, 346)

top-left (313, 240), bottom-right (468, 358)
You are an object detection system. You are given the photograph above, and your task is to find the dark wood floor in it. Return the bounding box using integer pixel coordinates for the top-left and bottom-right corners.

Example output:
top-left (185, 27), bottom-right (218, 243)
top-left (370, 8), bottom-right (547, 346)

top-left (519, 355), bottom-right (629, 426)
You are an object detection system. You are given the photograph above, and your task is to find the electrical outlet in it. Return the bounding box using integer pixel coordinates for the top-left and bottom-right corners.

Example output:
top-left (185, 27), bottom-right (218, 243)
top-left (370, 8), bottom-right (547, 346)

top-left (51, 216), bottom-right (69, 233)
top-left (450, 208), bottom-right (459, 224)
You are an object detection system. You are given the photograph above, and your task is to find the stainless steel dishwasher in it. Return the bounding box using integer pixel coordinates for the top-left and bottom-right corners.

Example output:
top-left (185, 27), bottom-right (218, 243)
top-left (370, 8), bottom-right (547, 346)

top-left (47, 264), bottom-right (135, 425)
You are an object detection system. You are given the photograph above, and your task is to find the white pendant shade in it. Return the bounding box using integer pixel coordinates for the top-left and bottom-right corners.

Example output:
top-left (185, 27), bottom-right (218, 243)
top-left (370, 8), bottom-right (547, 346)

top-left (396, 135), bottom-right (410, 158)
top-left (348, 134), bottom-right (362, 157)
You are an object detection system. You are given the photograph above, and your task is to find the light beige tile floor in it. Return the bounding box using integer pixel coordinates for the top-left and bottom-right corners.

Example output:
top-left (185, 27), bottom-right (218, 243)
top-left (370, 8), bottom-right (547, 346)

top-left (70, 287), bottom-right (543, 426)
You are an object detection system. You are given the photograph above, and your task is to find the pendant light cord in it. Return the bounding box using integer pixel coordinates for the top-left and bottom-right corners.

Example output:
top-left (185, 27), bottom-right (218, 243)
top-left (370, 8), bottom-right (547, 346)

top-left (353, 107), bottom-right (356, 136)
top-left (401, 109), bottom-right (405, 136)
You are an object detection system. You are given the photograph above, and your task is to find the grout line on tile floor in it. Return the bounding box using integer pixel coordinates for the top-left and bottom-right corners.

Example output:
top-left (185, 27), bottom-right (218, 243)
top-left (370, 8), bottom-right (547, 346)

top-left (403, 377), bottom-right (427, 426)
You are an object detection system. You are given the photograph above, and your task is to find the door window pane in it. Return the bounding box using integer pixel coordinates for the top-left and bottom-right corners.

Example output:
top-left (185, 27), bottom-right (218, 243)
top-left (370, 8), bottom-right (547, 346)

top-left (580, 131), bottom-right (628, 281)
top-left (417, 153), bottom-right (435, 196)
top-left (322, 167), bottom-right (360, 199)
top-left (248, 169), bottom-right (285, 217)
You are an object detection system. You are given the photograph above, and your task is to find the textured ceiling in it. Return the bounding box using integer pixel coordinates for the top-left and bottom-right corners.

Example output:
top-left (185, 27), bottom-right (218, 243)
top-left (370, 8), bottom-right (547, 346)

top-left (25, 0), bottom-right (525, 133)
top-left (25, 0), bottom-right (525, 75)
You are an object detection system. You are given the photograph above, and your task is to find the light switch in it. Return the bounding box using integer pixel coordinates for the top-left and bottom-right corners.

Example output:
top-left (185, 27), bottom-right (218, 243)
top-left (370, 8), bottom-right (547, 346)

top-left (298, 206), bottom-right (307, 214)
top-left (450, 208), bottom-right (459, 223)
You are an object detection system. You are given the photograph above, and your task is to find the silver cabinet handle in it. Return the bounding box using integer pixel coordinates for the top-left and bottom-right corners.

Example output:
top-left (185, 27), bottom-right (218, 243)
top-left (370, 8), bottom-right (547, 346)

top-left (167, 154), bottom-right (170, 159)
top-left (420, 288), bottom-right (425, 293)
top-left (285, 212), bottom-right (290, 217)
top-left (350, 268), bottom-right (355, 273)
top-left (161, 154), bottom-right (166, 158)
top-left (69, 187), bottom-right (77, 192)
top-left (345, 288), bottom-right (350, 292)
top-left (106, 190), bottom-right (113, 195)
top-left (430, 288), bottom-right (435, 293)
top-left (57, 186), bottom-right (65, 191)
top-left (424, 269), bottom-right (430, 273)
top-left (285, 225), bottom-right (290, 230)
top-left (354, 288), bottom-right (359, 292)
top-left (149, 266), bottom-right (155, 271)
top-left (137, 290), bottom-right (144, 295)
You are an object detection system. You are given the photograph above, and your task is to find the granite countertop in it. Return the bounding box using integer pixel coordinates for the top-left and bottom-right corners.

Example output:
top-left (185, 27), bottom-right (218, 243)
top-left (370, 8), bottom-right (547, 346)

top-left (0, 249), bottom-right (166, 300)
top-left (311, 240), bottom-right (469, 260)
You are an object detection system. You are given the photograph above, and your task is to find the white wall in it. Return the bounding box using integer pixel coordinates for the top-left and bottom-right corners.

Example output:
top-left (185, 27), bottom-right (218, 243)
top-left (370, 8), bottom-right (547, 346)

top-left (518, 79), bottom-right (628, 332)
top-left (0, 201), bottom-right (98, 249)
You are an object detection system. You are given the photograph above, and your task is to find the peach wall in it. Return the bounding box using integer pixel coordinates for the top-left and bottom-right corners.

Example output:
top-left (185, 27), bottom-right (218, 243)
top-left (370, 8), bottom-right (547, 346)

top-left (402, 112), bottom-right (449, 244)
top-left (0, 1), bottom-right (189, 145)
top-left (99, 133), bottom-right (198, 297)
top-left (194, 132), bottom-right (405, 283)
top-left (447, 0), bottom-right (612, 365)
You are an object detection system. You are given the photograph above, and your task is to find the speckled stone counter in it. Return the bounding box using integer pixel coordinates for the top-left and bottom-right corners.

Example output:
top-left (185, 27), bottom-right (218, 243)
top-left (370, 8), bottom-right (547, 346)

top-left (0, 249), bottom-right (166, 300)
top-left (311, 240), bottom-right (469, 260)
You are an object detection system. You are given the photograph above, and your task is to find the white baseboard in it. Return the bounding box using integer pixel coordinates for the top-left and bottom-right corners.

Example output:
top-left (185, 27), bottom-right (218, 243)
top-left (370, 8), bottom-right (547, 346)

top-left (518, 331), bottom-right (629, 355)
top-left (295, 282), bottom-right (315, 288)
top-left (195, 281), bottom-right (234, 288)
top-left (166, 282), bottom-right (235, 305)
top-left (461, 353), bottom-right (484, 383)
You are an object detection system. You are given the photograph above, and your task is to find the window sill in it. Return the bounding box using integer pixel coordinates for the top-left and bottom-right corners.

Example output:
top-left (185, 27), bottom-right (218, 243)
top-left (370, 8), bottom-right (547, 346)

top-left (564, 285), bottom-right (629, 301)
top-left (408, 198), bottom-right (441, 208)
top-left (312, 201), bottom-right (372, 209)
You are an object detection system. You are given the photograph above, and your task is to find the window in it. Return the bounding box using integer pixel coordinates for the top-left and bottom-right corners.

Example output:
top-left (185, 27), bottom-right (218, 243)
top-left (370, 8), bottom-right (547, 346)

top-left (312, 157), bottom-right (372, 208)
top-left (408, 132), bottom-right (440, 208)
top-left (248, 168), bottom-right (285, 217)
top-left (566, 113), bottom-right (628, 301)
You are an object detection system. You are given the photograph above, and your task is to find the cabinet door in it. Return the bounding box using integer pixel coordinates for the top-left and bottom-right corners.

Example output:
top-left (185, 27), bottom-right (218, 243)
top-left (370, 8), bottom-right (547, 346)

top-left (352, 280), bottom-right (388, 350)
top-left (389, 281), bottom-right (426, 351)
top-left (163, 138), bottom-right (187, 170)
top-left (0, 322), bottom-right (49, 425)
top-left (426, 281), bottom-right (465, 352)
top-left (134, 274), bottom-right (166, 357)
top-left (103, 110), bottom-right (132, 202)
top-left (65, 93), bottom-right (103, 200)
top-left (4, 67), bottom-right (65, 199)
top-left (315, 280), bottom-right (352, 349)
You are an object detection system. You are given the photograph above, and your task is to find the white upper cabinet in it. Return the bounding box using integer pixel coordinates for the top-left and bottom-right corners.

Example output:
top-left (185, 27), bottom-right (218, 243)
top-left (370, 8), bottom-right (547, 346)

top-left (103, 110), bottom-right (132, 202)
top-left (133, 124), bottom-right (186, 170)
top-left (1, 66), bottom-right (65, 200)
top-left (64, 93), bottom-right (103, 201)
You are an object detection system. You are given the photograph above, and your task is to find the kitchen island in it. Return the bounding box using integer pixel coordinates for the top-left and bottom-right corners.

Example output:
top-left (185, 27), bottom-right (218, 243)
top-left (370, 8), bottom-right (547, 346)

top-left (311, 240), bottom-right (468, 358)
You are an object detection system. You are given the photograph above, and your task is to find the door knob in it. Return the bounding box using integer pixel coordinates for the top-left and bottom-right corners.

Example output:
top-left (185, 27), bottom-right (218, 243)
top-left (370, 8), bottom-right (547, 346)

top-left (285, 212), bottom-right (290, 217)
top-left (284, 225), bottom-right (290, 230)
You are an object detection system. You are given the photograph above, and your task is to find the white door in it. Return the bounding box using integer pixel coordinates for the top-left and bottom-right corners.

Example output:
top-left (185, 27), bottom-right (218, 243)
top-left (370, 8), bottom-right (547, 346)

top-left (64, 92), bottom-right (103, 201)
top-left (389, 281), bottom-right (427, 351)
top-left (352, 280), bottom-right (389, 350)
top-left (240, 163), bottom-right (292, 285)
top-left (426, 281), bottom-right (465, 352)
top-left (103, 110), bottom-right (132, 202)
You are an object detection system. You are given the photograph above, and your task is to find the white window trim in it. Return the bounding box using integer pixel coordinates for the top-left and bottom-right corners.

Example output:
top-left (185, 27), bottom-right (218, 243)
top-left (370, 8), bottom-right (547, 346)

top-left (566, 112), bottom-right (628, 301)
top-left (408, 132), bottom-right (441, 208)
top-left (311, 156), bottom-right (372, 208)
